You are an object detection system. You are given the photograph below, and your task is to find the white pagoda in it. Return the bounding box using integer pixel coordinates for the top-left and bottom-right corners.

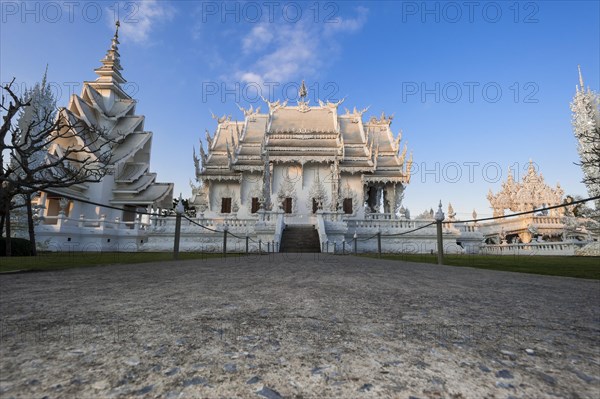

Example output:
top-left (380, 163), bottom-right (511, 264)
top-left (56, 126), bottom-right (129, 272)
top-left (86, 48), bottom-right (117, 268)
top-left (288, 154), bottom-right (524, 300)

top-left (191, 81), bottom-right (413, 223)
top-left (33, 23), bottom-right (173, 251)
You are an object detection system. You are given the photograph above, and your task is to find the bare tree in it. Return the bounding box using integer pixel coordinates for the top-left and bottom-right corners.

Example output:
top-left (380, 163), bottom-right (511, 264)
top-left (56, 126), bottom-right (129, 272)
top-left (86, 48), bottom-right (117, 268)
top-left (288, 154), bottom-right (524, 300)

top-left (1, 79), bottom-right (119, 256)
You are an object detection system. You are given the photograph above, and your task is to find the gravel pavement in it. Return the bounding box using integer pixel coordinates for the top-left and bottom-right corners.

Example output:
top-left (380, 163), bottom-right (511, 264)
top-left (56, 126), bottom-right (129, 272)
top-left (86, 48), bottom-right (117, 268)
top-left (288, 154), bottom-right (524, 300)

top-left (0, 253), bottom-right (599, 398)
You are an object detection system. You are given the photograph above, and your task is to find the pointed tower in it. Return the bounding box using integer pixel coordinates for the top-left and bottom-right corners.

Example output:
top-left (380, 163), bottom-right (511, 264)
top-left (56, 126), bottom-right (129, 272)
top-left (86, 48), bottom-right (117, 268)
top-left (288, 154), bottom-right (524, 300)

top-left (44, 22), bottom-right (173, 221)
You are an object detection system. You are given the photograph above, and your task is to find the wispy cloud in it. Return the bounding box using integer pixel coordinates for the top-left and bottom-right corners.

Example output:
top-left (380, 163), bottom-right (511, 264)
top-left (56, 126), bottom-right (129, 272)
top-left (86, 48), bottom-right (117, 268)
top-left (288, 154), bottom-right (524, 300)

top-left (215, 6), bottom-right (369, 89)
top-left (112, 0), bottom-right (175, 45)
top-left (324, 6), bottom-right (369, 35)
top-left (237, 21), bottom-right (319, 85)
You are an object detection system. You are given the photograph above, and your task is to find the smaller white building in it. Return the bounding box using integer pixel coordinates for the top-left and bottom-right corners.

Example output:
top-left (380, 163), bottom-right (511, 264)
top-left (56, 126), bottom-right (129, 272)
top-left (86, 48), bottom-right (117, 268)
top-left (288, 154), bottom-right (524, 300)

top-left (31, 23), bottom-right (173, 251)
top-left (476, 162), bottom-right (597, 256)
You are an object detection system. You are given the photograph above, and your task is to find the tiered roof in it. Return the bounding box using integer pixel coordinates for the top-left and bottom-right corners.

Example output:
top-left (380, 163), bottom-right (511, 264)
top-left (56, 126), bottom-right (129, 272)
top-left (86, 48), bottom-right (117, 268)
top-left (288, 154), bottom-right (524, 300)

top-left (53, 22), bottom-right (173, 207)
top-left (196, 91), bottom-right (413, 185)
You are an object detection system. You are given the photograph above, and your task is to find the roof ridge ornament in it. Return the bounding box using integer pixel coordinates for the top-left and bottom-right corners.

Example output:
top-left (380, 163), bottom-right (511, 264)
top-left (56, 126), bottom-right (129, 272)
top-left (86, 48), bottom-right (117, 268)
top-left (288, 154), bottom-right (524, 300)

top-left (297, 80), bottom-right (310, 112)
top-left (299, 80), bottom-right (308, 100)
top-left (236, 103), bottom-right (261, 118)
top-left (261, 96), bottom-right (287, 113)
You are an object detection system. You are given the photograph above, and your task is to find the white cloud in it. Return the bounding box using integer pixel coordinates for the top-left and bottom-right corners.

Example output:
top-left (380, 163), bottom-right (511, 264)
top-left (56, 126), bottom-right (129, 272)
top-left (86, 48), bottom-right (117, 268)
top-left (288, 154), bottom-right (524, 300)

top-left (114, 0), bottom-right (175, 44)
top-left (240, 72), bottom-right (264, 86)
top-left (234, 6), bottom-right (368, 90)
top-left (242, 24), bottom-right (274, 54)
top-left (324, 6), bottom-right (369, 35)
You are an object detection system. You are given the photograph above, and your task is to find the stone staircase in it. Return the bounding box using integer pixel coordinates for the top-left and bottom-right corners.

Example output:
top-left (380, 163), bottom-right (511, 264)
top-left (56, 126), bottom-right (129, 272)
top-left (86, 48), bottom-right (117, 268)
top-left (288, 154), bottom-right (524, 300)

top-left (280, 225), bottom-right (321, 253)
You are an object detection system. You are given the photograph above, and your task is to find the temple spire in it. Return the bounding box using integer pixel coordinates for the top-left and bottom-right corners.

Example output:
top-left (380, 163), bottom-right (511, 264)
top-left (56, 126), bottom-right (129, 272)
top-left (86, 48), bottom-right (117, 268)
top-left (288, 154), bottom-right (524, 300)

top-left (577, 64), bottom-right (585, 91)
top-left (93, 20), bottom-right (125, 85)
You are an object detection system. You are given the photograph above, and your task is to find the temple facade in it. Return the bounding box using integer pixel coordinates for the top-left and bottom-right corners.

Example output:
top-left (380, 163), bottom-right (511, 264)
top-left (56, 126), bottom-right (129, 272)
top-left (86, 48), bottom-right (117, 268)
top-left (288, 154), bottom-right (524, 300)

top-left (30, 23), bottom-right (174, 251)
top-left (190, 82), bottom-right (413, 224)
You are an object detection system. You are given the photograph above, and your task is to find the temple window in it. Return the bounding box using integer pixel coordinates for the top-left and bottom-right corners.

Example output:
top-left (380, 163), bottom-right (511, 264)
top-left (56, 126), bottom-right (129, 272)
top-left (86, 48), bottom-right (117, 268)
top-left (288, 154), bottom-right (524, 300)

top-left (343, 198), bottom-right (353, 214)
top-left (283, 197), bottom-right (293, 214)
top-left (251, 197), bottom-right (260, 213)
top-left (221, 198), bottom-right (232, 213)
top-left (312, 198), bottom-right (319, 214)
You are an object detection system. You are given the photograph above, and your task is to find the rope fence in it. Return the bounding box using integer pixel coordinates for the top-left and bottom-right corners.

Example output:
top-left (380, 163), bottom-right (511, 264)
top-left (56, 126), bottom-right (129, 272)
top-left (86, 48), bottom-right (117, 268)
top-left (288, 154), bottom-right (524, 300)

top-left (26, 190), bottom-right (600, 260)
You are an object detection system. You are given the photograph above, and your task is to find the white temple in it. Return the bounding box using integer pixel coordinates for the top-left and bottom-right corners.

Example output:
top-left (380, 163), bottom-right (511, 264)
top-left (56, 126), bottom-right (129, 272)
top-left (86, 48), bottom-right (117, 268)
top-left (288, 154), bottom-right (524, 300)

top-left (141, 83), bottom-right (465, 254)
top-left (190, 81), bottom-right (412, 222)
top-left (31, 23), bottom-right (174, 251)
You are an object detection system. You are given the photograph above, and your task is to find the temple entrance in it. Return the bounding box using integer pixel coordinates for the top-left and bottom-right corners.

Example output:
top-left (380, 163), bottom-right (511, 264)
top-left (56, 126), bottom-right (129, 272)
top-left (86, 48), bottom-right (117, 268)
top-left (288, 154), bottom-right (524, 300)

top-left (366, 186), bottom-right (379, 212)
top-left (283, 197), bottom-right (293, 214)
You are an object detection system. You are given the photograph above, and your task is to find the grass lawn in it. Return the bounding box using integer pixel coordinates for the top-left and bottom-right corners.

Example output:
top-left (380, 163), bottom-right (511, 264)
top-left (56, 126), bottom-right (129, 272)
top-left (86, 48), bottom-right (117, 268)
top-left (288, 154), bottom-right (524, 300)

top-left (0, 252), bottom-right (233, 273)
top-left (366, 253), bottom-right (600, 280)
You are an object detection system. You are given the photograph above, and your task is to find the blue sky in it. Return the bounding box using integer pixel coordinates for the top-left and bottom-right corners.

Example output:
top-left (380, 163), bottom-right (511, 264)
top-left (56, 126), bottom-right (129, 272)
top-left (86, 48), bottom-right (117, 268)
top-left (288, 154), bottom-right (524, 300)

top-left (1, 0), bottom-right (598, 217)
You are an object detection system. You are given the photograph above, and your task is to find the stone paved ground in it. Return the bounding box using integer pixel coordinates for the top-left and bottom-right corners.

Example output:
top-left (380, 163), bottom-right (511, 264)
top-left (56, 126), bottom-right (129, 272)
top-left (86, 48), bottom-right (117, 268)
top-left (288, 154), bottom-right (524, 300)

top-left (0, 253), bottom-right (599, 399)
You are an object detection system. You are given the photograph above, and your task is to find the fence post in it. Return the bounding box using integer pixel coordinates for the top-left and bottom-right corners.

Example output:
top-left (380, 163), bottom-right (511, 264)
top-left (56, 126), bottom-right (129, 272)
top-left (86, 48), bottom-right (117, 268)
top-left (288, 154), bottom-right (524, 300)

top-left (245, 235), bottom-right (249, 254)
top-left (173, 196), bottom-right (184, 260)
top-left (434, 200), bottom-right (445, 265)
top-left (223, 226), bottom-right (228, 258)
top-left (267, 241), bottom-right (270, 253)
top-left (354, 232), bottom-right (357, 254)
top-left (259, 239), bottom-right (262, 254)
top-left (342, 241), bottom-right (345, 254)
top-left (377, 232), bottom-right (381, 258)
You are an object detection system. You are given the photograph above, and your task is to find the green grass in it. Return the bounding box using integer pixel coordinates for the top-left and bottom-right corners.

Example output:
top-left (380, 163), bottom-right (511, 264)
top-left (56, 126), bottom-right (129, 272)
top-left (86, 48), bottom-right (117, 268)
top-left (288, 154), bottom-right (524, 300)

top-left (366, 253), bottom-right (600, 280)
top-left (2, 252), bottom-right (598, 280)
top-left (0, 252), bottom-right (235, 273)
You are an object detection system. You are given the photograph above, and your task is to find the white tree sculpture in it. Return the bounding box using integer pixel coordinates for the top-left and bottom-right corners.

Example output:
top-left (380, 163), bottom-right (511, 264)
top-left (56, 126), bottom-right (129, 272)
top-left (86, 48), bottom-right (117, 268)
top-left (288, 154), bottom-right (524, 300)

top-left (570, 66), bottom-right (600, 216)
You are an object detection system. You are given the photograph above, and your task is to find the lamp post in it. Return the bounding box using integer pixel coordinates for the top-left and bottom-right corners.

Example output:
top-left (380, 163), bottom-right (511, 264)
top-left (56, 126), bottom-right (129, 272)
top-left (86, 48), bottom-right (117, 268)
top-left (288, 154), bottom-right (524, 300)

top-left (173, 194), bottom-right (184, 260)
top-left (434, 200), bottom-right (445, 265)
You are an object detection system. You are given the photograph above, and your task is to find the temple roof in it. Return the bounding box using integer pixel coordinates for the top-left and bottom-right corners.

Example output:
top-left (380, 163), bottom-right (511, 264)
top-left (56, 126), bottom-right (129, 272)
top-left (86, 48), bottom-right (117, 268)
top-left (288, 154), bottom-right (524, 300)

top-left (197, 94), bottom-right (412, 185)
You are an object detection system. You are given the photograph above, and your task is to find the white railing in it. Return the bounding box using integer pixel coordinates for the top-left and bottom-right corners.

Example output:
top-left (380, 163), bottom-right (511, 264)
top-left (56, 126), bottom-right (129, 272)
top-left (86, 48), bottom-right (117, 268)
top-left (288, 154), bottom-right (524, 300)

top-left (456, 223), bottom-right (479, 233)
top-left (40, 214), bottom-right (149, 231)
top-left (315, 214), bottom-right (329, 251)
top-left (365, 212), bottom-right (396, 220)
top-left (481, 241), bottom-right (588, 256)
top-left (347, 218), bottom-right (432, 231)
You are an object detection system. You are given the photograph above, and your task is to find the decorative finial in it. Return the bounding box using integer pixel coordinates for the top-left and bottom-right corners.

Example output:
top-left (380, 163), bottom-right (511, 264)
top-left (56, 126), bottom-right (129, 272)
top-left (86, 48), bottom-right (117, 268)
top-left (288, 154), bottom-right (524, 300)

top-left (299, 80), bottom-right (307, 99)
top-left (109, 20), bottom-right (121, 53)
top-left (434, 200), bottom-right (445, 222)
top-left (175, 193), bottom-right (185, 215)
top-left (577, 64), bottom-right (584, 90)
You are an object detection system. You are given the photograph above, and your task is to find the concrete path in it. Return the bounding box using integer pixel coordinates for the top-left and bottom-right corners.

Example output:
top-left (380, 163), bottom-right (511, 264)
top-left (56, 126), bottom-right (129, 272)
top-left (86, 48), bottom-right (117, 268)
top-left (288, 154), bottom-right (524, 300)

top-left (0, 253), bottom-right (598, 398)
